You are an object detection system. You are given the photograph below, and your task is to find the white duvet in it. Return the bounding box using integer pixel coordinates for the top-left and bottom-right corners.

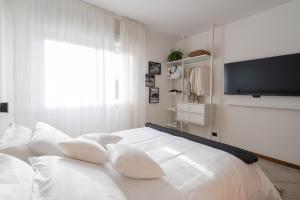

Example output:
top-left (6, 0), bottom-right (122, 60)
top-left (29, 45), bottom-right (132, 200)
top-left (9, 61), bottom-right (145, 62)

top-left (29, 156), bottom-right (127, 200)
top-left (0, 153), bottom-right (34, 200)
top-left (0, 127), bottom-right (281, 200)
top-left (109, 127), bottom-right (281, 200)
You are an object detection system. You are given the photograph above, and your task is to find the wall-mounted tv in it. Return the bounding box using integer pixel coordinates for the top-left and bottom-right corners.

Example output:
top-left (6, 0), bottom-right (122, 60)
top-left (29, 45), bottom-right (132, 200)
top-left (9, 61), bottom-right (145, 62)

top-left (224, 53), bottom-right (300, 97)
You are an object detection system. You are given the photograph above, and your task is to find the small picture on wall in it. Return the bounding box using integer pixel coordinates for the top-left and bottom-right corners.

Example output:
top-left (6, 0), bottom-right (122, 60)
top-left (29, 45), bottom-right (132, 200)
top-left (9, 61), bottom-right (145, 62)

top-left (145, 74), bottom-right (155, 87)
top-left (149, 87), bottom-right (159, 103)
top-left (149, 61), bottom-right (161, 75)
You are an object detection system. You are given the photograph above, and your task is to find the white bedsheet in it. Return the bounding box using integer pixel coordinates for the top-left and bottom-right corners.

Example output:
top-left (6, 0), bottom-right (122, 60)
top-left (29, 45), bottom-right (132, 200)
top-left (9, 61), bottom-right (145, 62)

top-left (108, 127), bottom-right (281, 200)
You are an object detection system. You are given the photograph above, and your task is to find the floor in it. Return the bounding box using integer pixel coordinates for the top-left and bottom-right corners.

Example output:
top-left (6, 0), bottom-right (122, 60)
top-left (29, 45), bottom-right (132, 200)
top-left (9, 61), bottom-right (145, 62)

top-left (257, 159), bottom-right (300, 200)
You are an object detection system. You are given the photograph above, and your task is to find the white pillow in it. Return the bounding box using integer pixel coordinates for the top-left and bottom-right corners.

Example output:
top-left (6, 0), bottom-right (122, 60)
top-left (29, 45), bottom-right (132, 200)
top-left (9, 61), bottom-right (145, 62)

top-left (0, 125), bottom-right (34, 162)
top-left (79, 133), bottom-right (122, 147)
top-left (0, 144), bottom-right (35, 162)
top-left (107, 144), bottom-right (165, 179)
top-left (28, 122), bottom-right (71, 156)
top-left (1, 125), bottom-right (32, 144)
top-left (58, 138), bottom-right (107, 164)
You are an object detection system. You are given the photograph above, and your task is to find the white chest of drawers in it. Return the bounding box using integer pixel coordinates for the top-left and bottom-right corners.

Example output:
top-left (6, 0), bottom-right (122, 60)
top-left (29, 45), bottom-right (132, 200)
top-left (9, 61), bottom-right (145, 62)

top-left (176, 103), bottom-right (209, 126)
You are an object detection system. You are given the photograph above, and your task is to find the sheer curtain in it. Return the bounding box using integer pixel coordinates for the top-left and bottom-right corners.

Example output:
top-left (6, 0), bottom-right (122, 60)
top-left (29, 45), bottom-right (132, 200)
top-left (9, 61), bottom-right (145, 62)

top-left (3, 0), bottom-right (146, 136)
top-left (0, 0), bottom-right (14, 106)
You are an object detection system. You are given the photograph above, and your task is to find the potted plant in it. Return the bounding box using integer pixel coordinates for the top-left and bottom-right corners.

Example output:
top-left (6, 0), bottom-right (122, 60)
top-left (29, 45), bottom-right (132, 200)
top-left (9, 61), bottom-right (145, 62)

top-left (167, 49), bottom-right (184, 62)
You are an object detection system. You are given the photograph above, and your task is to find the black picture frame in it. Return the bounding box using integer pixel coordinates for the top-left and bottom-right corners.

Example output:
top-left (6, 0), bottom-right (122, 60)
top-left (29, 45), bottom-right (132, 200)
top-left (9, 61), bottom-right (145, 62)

top-left (149, 61), bottom-right (161, 75)
top-left (145, 74), bottom-right (155, 87)
top-left (149, 87), bottom-right (159, 103)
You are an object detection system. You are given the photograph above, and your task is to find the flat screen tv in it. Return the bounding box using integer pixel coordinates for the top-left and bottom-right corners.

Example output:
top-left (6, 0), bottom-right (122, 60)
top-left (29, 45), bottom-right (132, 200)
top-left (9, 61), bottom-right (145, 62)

top-left (224, 53), bottom-right (300, 97)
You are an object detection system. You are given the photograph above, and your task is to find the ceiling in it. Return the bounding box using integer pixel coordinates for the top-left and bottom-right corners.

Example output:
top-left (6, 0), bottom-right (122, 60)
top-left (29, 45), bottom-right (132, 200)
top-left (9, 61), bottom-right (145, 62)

top-left (83, 0), bottom-right (291, 37)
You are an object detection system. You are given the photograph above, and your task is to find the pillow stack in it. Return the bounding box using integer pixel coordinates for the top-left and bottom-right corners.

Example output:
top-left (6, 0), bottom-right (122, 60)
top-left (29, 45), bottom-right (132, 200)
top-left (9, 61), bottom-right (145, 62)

top-left (56, 132), bottom-right (121, 164)
top-left (2, 121), bottom-right (165, 179)
top-left (29, 122), bottom-right (71, 156)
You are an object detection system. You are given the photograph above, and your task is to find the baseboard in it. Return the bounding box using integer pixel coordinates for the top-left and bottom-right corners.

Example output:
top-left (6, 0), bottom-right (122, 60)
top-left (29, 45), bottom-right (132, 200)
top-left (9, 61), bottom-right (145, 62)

top-left (256, 153), bottom-right (300, 170)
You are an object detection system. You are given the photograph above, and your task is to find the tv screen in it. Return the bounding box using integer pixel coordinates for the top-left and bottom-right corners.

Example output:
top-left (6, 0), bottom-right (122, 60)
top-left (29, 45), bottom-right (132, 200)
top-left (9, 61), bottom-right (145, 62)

top-left (224, 53), bottom-right (300, 96)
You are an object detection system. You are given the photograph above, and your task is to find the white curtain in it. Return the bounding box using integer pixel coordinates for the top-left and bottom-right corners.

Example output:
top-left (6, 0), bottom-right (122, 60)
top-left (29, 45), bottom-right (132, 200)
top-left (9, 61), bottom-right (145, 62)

top-left (2, 0), bottom-right (146, 136)
top-left (0, 0), bottom-right (14, 106)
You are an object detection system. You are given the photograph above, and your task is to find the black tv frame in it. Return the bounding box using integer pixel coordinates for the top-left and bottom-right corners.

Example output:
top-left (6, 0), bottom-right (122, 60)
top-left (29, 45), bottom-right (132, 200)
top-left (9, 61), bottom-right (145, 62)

top-left (224, 53), bottom-right (300, 97)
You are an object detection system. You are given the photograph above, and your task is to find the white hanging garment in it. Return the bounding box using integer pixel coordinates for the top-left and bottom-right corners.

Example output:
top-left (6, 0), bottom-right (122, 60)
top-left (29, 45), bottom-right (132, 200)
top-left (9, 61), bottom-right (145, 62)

top-left (195, 67), bottom-right (201, 96)
top-left (192, 67), bottom-right (198, 94)
top-left (189, 67), bottom-right (196, 94)
top-left (197, 67), bottom-right (206, 96)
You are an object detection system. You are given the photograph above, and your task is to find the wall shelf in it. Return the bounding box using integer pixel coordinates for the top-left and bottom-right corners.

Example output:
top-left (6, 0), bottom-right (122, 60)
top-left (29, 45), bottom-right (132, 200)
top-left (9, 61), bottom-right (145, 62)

top-left (166, 54), bottom-right (211, 66)
top-left (166, 107), bottom-right (177, 112)
top-left (165, 121), bottom-right (182, 128)
top-left (163, 76), bottom-right (180, 80)
top-left (166, 92), bottom-right (182, 96)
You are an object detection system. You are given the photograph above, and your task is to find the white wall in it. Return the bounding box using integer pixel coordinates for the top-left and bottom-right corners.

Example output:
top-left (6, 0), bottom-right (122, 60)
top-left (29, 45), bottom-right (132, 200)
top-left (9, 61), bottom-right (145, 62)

top-left (145, 30), bottom-right (171, 125)
top-left (173, 0), bottom-right (300, 165)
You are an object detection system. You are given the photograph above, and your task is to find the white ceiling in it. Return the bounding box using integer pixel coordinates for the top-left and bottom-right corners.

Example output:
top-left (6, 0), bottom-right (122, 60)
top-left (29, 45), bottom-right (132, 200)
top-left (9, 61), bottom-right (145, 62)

top-left (83, 0), bottom-right (291, 37)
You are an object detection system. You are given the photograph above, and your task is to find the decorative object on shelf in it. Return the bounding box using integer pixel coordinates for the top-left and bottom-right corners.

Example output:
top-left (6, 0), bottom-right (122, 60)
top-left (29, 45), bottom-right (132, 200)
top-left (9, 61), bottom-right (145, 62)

top-left (149, 61), bottom-right (161, 75)
top-left (167, 49), bottom-right (184, 62)
top-left (149, 87), bottom-right (159, 103)
top-left (188, 49), bottom-right (211, 57)
top-left (169, 66), bottom-right (181, 79)
top-left (169, 66), bottom-right (177, 74)
top-left (145, 74), bottom-right (155, 87)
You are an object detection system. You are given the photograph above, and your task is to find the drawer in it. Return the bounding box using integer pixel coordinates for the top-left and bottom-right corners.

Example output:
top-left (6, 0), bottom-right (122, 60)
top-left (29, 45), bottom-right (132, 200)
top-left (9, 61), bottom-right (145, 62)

top-left (177, 111), bottom-right (205, 125)
top-left (177, 103), bottom-right (205, 114)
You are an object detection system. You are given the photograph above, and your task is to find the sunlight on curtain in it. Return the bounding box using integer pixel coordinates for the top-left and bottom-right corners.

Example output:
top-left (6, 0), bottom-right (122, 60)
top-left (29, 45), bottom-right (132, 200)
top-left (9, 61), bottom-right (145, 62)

top-left (44, 40), bottom-right (121, 108)
top-left (4, 0), bottom-right (146, 135)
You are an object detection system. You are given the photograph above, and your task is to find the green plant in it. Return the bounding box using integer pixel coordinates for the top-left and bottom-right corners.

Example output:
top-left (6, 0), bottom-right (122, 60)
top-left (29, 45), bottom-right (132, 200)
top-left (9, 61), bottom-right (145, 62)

top-left (167, 49), bottom-right (184, 62)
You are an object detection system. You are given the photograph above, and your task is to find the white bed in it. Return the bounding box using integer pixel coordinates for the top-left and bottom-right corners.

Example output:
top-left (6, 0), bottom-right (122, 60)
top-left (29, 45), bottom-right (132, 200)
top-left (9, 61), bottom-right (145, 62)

top-left (0, 126), bottom-right (281, 200)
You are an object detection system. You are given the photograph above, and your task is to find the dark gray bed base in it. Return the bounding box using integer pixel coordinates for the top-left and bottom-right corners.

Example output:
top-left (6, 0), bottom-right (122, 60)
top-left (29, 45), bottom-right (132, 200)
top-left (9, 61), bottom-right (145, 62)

top-left (145, 123), bottom-right (258, 164)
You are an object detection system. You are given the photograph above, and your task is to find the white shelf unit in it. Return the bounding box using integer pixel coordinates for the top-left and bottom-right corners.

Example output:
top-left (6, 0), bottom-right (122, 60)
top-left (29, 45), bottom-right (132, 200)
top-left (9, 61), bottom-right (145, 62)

top-left (166, 54), bottom-right (210, 66)
top-left (165, 25), bottom-right (215, 138)
top-left (165, 68), bottom-right (181, 128)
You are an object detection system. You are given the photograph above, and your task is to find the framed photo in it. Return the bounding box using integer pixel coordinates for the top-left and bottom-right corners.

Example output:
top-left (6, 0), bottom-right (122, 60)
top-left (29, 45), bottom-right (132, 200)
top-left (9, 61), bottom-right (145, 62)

top-left (145, 74), bottom-right (155, 87)
top-left (149, 61), bottom-right (161, 75)
top-left (149, 87), bottom-right (159, 103)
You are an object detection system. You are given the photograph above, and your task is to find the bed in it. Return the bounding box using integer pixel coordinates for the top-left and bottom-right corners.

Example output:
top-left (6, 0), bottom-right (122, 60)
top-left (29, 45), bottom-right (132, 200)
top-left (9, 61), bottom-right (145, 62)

top-left (0, 123), bottom-right (281, 200)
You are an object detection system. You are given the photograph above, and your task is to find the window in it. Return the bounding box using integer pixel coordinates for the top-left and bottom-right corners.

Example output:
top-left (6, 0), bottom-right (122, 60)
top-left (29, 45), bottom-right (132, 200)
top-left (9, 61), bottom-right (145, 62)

top-left (44, 40), bottom-right (121, 108)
